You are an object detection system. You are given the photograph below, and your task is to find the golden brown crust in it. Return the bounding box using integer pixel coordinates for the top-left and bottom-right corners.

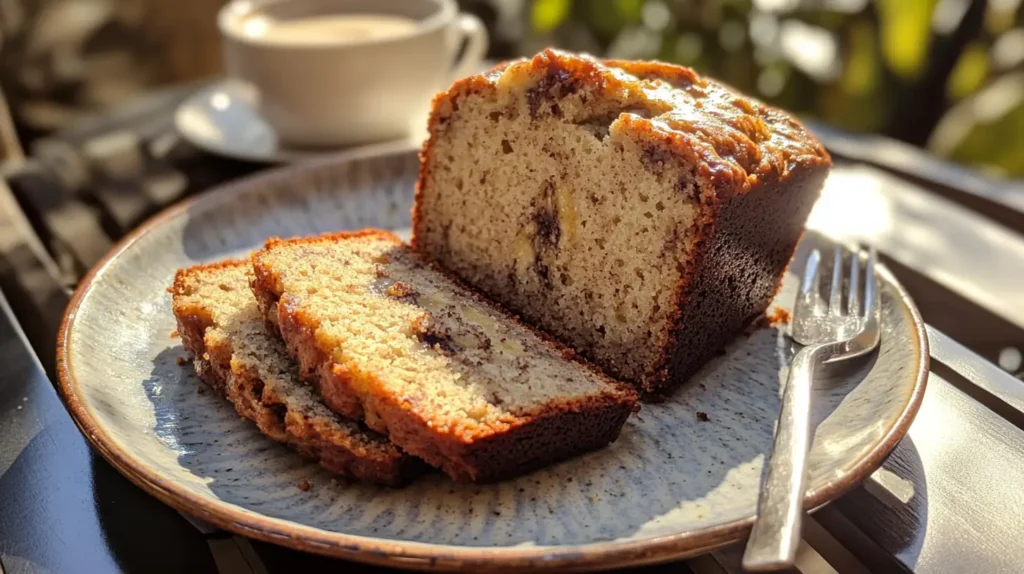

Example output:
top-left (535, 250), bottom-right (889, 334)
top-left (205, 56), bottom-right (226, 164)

top-left (413, 49), bottom-right (830, 234)
top-left (250, 231), bottom-right (637, 482)
top-left (415, 49), bottom-right (829, 212)
top-left (172, 259), bottom-right (422, 486)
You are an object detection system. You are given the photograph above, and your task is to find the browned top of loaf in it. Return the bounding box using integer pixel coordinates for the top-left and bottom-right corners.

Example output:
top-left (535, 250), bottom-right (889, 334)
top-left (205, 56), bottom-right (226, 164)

top-left (424, 48), bottom-right (831, 195)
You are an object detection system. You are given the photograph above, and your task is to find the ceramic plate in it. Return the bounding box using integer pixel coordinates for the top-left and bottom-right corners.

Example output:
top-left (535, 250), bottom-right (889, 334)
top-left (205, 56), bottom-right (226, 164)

top-left (58, 149), bottom-right (928, 572)
top-left (174, 80), bottom-right (420, 164)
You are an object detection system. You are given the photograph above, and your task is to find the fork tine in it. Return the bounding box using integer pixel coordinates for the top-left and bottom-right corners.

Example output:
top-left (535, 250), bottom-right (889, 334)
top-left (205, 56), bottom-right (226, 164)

top-left (848, 247), bottom-right (861, 317)
top-left (828, 246), bottom-right (843, 315)
top-left (864, 247), bottom-right (878, 316)
top-left (801, 249), bottom-right (821, 296)
top-left (801, 249), bottom-right (824, 315)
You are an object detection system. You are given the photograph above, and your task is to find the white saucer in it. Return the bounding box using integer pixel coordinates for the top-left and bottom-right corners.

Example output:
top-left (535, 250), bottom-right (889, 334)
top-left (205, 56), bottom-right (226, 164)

top-left (173, 79), bottom-right (420, 164)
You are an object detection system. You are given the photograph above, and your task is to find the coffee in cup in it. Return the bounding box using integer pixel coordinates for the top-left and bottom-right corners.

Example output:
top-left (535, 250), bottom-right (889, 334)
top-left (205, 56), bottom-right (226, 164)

top-left (218, 0), bottom-right (488, 147)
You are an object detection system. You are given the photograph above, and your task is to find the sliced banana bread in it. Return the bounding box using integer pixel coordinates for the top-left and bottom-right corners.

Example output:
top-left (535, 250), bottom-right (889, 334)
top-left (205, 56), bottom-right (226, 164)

top-left (413, 49), bottom-right (831, 396)
top-left (172, 259), bottom-right (421, 486)
top-left (250, 230), bottom-right (638, 482)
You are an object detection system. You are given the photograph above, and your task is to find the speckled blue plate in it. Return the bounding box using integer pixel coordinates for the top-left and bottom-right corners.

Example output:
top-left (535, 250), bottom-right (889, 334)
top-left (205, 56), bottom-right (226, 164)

top-left (57, 149), bottom-right (928, 572)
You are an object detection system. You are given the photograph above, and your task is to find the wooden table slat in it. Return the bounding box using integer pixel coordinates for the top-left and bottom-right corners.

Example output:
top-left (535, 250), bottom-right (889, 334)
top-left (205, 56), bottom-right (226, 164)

top-left (927, 325), bottom-right (1024, 420)
top-left (829, 370), bottom-right (1024, 574)
top-left (800, 516), bottom-right (874, 574)
top-left (807, 121), bottom-right (1024, 222)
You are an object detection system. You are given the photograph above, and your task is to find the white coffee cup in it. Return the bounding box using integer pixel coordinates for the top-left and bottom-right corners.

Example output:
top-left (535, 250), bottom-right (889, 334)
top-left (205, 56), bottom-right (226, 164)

top-left (218, 0), bottom-right (488, 147)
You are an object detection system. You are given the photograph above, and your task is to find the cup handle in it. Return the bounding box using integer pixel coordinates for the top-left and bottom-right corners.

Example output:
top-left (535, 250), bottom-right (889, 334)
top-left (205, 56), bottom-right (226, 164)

top-left (450, 13), bottom-right (489, 81)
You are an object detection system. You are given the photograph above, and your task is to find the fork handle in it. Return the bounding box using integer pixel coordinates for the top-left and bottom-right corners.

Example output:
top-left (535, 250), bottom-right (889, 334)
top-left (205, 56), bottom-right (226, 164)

top-left (742, 343), bottom-right (836, 571)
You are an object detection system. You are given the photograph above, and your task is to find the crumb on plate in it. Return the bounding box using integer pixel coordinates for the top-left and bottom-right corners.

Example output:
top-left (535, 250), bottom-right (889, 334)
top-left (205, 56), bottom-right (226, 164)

top-left (766, 306), bottom-right (792, 326)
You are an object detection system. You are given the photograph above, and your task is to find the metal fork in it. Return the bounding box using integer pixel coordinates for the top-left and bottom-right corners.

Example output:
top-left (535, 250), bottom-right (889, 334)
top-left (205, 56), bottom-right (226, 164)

top-left (742, 245), bottom-right (881, 571)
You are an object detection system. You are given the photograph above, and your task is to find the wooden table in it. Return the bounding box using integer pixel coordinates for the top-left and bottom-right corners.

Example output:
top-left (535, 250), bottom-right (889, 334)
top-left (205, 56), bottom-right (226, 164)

top-left (1, 85), bottom-right (1023, 573)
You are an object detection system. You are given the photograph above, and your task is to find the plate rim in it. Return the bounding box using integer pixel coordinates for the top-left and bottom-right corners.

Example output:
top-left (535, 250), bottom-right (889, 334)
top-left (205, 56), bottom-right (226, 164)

top-left (56, 148), bottom-right (930, 572)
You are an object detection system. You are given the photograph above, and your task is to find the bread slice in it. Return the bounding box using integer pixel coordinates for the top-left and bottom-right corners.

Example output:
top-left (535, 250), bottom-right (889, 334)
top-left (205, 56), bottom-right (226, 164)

top-left (171, 259), bottom-right (421, 486)
top-left (250, 230), bottom-right (638, 482)
top-left (413, 49), bottom-right (831, 396)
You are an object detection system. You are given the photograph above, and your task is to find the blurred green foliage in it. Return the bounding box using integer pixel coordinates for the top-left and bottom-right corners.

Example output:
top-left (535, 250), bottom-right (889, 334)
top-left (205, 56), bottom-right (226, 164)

top-left (522, 0), bottom-right (1024, 179)
top-left (532, 0), bottom-right (572, 33)
top-left (877, 0), bottom-right (934, 79)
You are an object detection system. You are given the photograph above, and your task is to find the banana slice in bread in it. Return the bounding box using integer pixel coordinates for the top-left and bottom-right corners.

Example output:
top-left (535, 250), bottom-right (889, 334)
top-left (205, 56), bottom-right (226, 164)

top-left (172, 259), bottom-right (421, 486)
top-left (250, 230), bottom-right (638, 482)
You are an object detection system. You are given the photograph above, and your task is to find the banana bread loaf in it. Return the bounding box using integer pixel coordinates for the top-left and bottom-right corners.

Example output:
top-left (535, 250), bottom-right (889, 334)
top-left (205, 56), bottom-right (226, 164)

top-left (172, 259), bottom-right (421, 486)
top-left (250, 230), bottom-right (638, 482)
top-left (413, 49), bottom-right (831, 396)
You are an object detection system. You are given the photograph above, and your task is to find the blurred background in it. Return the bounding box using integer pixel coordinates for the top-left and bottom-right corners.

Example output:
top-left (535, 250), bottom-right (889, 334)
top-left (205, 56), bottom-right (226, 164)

top-left (0, 0), bottom-right (1021, 177)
